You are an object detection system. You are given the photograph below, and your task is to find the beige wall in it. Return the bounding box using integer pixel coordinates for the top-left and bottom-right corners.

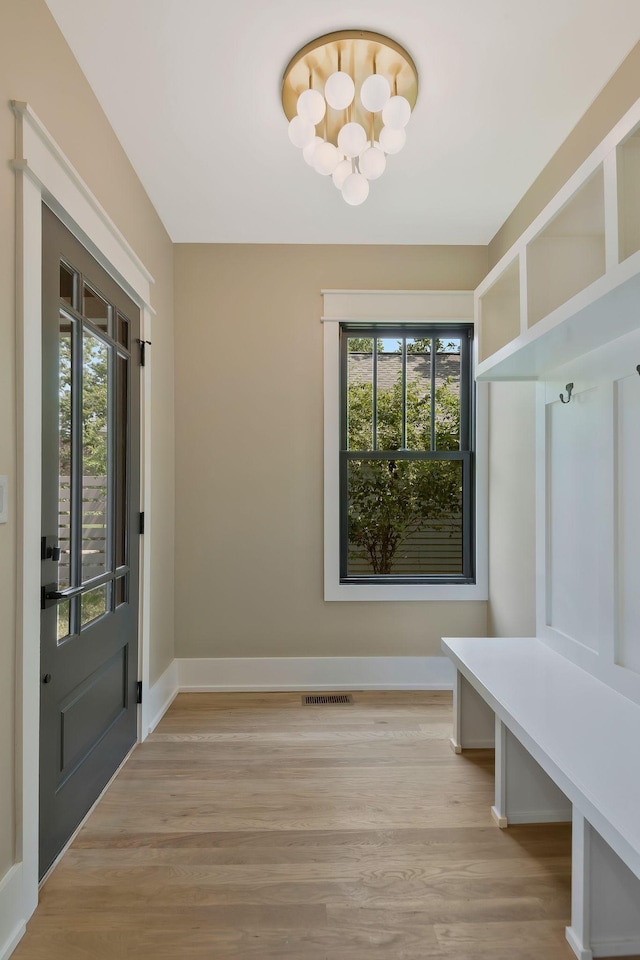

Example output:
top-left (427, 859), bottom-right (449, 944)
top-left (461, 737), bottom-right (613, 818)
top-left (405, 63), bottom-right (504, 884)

top-left (489, 40), bottom-right (640, 267)
top-left (0, 0), bottom-right (175, 878)
top-left (174, 244), bottom-right (488, 659)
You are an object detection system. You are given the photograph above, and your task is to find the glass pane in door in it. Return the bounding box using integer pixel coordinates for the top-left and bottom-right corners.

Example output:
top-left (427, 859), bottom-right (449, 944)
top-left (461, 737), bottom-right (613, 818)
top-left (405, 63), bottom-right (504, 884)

top-left (60, 263), bottom-right (75, 307)
top-left (58, 313), bottom-right (73, 593)
top-left (117, 314), bottom-right (129, 349)
top-left (115, 354), bottom-right (128, 570)
top-left (115, 576), bottom-right (127, 607)
top-left (57, 600), bottom-right (71, 643)
top-left (82, 329), bottom-right (110, 581)
top-left (83, 283), bottom-right (110, 333)
top-left (81, 584), bottom-right (108, 627)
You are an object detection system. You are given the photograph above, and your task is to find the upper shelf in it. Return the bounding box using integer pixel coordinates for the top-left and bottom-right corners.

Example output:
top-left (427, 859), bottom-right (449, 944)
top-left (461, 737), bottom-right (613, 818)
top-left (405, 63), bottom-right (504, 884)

top-left (476, 99), bottom-right (640, 381)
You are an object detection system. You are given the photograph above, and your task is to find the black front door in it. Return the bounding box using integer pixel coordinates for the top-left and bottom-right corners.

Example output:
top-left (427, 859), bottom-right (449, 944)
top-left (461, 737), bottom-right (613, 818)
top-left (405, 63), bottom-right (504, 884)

top-left (40, 204), bottom-right (141, 877)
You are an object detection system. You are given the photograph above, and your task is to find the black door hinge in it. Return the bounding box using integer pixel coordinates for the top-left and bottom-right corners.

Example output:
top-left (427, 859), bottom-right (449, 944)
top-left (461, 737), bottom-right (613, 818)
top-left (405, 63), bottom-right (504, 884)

top-left (139, 511), bottom-right (145, 535)
top-left (137, 338), bottom-right (152, 366)
top-left (136, 681), bottom-right (142, 704)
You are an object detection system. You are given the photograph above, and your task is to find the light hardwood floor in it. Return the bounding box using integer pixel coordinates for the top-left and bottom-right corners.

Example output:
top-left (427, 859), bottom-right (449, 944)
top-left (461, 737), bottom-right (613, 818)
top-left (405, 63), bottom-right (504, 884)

top-left (14, 691), bottom-right (581, 959)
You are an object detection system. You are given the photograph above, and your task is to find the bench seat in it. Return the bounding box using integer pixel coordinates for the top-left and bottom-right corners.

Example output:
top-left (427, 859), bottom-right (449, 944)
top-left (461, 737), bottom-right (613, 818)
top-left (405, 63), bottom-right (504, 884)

top-left (442, 636), bottom-right (640, 960)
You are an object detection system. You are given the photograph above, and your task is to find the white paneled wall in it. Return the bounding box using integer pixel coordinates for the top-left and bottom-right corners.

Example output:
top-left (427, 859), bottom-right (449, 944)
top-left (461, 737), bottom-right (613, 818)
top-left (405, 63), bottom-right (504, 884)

top-left (547, 385), bottom-right (605, 652)
top-left (537, 327), bottom-right (640, 705)
top-left (616, 369), bottom-right (640, 675)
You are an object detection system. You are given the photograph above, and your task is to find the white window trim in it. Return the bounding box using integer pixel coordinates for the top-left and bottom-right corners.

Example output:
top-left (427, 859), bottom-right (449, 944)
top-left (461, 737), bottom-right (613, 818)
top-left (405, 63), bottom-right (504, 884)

top-left (322, 290), bottom-right (488, 601)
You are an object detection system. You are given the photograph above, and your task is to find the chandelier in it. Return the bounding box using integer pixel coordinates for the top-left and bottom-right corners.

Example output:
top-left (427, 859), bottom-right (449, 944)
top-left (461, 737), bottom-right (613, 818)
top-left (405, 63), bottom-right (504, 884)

top-left (282, 31), bottom-right (418, 206)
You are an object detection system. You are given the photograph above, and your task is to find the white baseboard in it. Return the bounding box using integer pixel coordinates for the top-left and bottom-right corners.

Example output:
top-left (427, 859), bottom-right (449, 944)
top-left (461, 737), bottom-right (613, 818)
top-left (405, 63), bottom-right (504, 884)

top-left (493, 808), bottom-right (572, 828)
top-left (145, 655), bottom-right (454, 735)
top-left (507, 809), bottom-right (572, 825)
top-left (458, 738), bottom-right (495, 749)
top-left (147, 656), bottom-right (454, 727)
top-left (176, 655), bottom-right (455, 693)
top-left (146, 659), bottom-right (179, 735)
top-left (567, 930), bottom-right (640, 960)
top-left (592, 938), bottom-right (640, 958)
top-left (566, 925), bottom-right (592, 960)
top-left (0, 864), bottom-right (26, 960)
top-left (491, 806), bottom-right (508, 829)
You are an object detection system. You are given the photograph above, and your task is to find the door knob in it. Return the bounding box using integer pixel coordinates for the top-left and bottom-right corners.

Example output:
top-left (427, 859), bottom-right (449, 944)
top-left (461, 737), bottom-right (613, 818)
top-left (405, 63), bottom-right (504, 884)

top-left (42, 674), bottom-right (52, 684)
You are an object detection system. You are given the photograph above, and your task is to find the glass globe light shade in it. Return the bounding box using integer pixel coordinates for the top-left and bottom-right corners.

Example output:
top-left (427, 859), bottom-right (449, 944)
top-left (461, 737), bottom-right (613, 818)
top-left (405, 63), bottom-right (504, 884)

top-left (332, 159), bottom-right (352, 190)
top-left (382, 95), bottom-right (411, 130)
top-left (296, 89), bottom-right (326, 125)
top-left (324, 71), bottom-right (355, 110)
top-left (313, 141), bottom-right (340, 176)
top-left (359, 143), bottom-right (386, 180)
top-left (337, 122), bottom-right (367, 159)
top-left (342, 172), bottom-right (370, 206)
top-left (303, 136), bottom-right (323, 166)
top-left (288, 115), bottom-right (315, 149)
top-left (360, 74), bottom-right (391, 113)
top-left (379, 125), bottom-right (407, 155)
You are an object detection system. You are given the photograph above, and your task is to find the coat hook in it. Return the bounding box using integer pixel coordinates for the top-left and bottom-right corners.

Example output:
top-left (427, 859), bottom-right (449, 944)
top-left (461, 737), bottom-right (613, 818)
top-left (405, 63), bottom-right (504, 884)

top-left (559, 382), bottom-right (574, 404)
top-left (636, 364), bottom-right (640, 376)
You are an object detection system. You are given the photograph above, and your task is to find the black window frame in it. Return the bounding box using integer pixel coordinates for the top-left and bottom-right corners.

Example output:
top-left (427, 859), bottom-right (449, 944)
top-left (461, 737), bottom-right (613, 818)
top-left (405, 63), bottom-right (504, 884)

top-left (339, 322), bottom-right (475, 585)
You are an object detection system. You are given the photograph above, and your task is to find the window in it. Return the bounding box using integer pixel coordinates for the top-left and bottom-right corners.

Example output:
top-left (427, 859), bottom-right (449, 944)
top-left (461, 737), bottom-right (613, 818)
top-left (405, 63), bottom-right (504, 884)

top-left (340, 323), bottom-right (475, 585)
top-left (322, 290), bottom-right (487, 602)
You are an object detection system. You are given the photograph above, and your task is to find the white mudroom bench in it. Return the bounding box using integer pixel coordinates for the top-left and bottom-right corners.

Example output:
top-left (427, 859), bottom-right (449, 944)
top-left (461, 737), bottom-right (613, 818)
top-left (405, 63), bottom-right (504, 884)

top-left (442, 636), bottom-right (640, 960)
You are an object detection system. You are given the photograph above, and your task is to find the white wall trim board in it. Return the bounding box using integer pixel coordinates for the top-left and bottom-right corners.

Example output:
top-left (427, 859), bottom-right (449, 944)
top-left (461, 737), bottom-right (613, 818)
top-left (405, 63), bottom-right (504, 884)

top-left (0, 866), bottom-right (25, 960)
top-left (146, 660), bottom-right (180, 734)
top-left (11, 102), bottom-right (154, 303)
top-left (176, 656), bottom-right (456, 692)
top-left (145, 658), bottom-right (454, 735)
top-left (321, 289), bottom-right (474, 321)
top-left (591, 938), bottom-right (640, 958)
top-left (137, 304), bottom-right (154, 741)
top-left (502, 809), bottom-right (573, 826)
top-left (4, 101), bottom-right (156, 955)
top-left (322, 289), bottom-right (488, 602)
top-left (565, 925), bottom-right (591, 960)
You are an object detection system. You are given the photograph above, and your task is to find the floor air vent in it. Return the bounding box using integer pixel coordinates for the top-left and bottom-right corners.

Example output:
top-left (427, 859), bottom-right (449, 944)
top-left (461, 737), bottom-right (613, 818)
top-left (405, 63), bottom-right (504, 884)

top-left (303, 694), bottom-right (353, 705)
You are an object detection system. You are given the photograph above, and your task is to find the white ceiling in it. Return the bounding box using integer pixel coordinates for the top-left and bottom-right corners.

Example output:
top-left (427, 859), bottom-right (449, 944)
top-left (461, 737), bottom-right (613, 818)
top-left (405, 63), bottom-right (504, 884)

top-left (45, 0), bottom-right (640, 245)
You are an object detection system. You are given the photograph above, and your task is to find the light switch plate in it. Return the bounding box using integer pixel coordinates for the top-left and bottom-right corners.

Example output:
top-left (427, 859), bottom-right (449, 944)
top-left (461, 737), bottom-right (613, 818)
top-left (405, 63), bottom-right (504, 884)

top-left (0, 476), bottom-right (8, 523)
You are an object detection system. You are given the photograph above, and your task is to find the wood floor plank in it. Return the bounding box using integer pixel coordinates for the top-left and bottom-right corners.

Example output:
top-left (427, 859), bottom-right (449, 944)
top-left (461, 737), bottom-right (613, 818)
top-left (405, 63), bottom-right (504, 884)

top-left (13, 690), bottom-right (583, 960)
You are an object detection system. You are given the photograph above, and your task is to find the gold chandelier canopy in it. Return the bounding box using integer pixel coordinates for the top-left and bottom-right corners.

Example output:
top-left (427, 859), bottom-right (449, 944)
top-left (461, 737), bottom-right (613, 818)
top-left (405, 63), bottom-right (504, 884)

top-left (282, 31), bottom-right (418, 148)
top-left (281, 31), bottom-right (419, 205)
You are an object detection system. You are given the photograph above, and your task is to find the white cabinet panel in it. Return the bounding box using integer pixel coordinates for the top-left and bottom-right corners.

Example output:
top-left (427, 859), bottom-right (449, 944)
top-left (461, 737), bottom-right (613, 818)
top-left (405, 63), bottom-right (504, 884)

top-left (616, 371), bottom-right (640, 674)
top-left (537, 328), bottom-right (640, 705)
top-left (547, 386), bottom-right (604, 651)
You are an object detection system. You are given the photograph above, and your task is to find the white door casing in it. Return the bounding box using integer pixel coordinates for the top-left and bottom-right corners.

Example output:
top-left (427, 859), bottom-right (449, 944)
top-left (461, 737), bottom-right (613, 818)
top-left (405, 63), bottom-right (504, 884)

top-left (9, 101), bottom-right (155, 940)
